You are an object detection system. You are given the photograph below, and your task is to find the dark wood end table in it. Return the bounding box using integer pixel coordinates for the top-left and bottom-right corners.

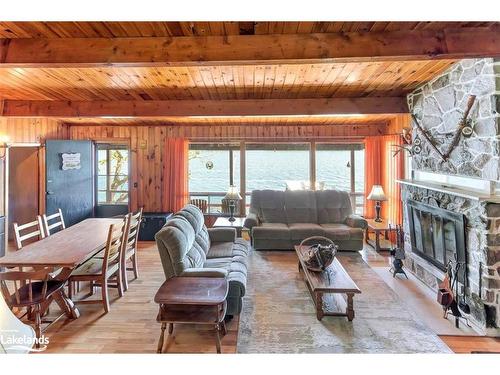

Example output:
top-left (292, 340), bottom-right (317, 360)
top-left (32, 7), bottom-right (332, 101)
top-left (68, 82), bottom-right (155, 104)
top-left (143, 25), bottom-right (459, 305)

top-left (365, 219), bottom-right (394, 251)
top-left (154, 276), bottom-right (228, 354)
top-left (295, 245), bottom-right (361, 321)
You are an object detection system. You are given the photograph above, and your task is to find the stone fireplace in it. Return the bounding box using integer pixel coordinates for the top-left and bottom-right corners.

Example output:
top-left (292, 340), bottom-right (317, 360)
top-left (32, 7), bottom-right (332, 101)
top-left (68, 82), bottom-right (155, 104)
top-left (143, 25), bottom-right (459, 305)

top-left (400, 58), bottom-right (500, 336)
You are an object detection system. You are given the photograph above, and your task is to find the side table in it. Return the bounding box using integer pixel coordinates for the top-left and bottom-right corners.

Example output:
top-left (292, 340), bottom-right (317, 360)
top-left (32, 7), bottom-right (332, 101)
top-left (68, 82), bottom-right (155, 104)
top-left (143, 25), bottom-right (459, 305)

top-left (365, 219), bottom-right (394, 251)
top-left (154, 276), bottom-right (229, 354)
top-left (213, 216), bottom-right (246, 237)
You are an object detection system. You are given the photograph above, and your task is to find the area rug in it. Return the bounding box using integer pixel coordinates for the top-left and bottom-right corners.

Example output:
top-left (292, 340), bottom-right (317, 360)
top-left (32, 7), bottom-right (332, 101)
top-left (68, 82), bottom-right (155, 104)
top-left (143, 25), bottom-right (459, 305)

top-left (237, 251), bottom-right (452, 353)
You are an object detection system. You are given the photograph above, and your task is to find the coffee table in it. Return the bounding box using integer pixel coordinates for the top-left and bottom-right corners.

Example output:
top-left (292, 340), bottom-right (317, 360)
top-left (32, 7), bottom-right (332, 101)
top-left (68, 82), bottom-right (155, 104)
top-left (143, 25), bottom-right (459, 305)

top-left (295, 245), bottom-right (361, 321)
top-left (154, 277), bottom-right (228, 353)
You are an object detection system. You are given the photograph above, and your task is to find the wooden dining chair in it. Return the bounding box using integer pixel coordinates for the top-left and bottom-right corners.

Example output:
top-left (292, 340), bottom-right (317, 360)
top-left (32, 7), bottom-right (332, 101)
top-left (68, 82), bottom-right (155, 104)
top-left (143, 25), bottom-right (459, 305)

top-left (13, 217), bottom-right (46, 250)
top-left (190, 199), bottom-right (208, 213)
top-left (68, 218), bottom-right (127, 314)
top-left (42, 208), bottom-right (66, 236)
top-left (121, 208), bottom-right (143, 291)
top-left (0, 267), bottom-right (66, 347)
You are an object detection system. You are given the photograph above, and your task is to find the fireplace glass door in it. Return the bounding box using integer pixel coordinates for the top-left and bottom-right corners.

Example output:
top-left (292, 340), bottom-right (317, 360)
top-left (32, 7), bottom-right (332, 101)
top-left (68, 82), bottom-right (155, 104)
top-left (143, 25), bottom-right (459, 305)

top-left (407, 200), bottom-right (466, 282)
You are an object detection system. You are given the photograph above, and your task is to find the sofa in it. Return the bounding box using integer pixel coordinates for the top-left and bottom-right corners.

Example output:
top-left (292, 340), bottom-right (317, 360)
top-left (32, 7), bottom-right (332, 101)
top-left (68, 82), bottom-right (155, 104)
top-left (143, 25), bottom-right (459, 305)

top-left (155, 204), bottom-right (250, 316)
top-left (244, 189), bottom-right (367, 251)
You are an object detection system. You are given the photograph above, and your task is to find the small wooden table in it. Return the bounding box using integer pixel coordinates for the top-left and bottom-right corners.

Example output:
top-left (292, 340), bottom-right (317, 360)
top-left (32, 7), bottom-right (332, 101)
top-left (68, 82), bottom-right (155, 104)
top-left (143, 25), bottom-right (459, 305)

top-left (295, 245), bottom-right (361, 321)
top-left (154, 277), bottom-right (228, 354)
top-left (365, 219), bottom-right (394, 251)
top-left (213, 216), bottom-right (246, 236)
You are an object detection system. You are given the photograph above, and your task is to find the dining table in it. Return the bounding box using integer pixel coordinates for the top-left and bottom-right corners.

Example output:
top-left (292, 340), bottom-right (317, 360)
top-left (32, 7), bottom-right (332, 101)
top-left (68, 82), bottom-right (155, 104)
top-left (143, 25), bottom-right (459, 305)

top-left (0, 218), bottom-right (123, 319)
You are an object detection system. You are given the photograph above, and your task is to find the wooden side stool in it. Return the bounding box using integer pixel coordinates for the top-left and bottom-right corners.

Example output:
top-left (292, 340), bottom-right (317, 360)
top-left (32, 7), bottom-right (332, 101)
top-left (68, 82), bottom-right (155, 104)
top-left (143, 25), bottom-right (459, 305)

top-left (154, 277), bottom-right (229, 354)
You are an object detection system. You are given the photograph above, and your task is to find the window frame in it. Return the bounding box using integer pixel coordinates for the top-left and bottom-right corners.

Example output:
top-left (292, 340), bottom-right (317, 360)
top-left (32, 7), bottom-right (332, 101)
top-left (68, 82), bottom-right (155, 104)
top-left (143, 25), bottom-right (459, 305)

top-left (188, 141), bottom-right (365, 216)
top-left (95, 143), bottom-right (130, 206)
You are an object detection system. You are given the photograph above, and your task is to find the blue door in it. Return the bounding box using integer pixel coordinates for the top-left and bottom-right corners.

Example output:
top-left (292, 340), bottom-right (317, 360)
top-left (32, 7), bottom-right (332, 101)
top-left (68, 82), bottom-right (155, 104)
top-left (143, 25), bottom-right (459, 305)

top-left (46, 140), bottom-right (94, 227)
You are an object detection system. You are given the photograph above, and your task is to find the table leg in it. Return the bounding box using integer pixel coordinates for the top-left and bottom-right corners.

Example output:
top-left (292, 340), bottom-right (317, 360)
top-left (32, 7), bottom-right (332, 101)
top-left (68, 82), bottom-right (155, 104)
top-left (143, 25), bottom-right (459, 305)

top-left (157, 322), bottom-right (166, 354)
top-left (315, 291), bottom-right (324, 321)
top-left (53, 289), bottom-right (80, 319)
top-left (221, 320), bottom-right (227, 336)
top-left (168, 323), bottom-right (174, 334)
top-left (346, 293), bottom-right (355, 321)
top-left (215, 323), bottom-right (222, 354)
top-left (365, 228), bottom-right (369, 244)
top-left (375, 230), bottom-right (381, 252)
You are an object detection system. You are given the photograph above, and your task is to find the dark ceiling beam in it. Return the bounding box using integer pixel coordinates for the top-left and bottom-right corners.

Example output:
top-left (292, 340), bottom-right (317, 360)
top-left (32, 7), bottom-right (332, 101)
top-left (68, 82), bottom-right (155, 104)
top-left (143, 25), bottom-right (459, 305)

top-left (0, 97), bottom-right (408, 117)
top-left (0, 27), bottom-right (498, 67)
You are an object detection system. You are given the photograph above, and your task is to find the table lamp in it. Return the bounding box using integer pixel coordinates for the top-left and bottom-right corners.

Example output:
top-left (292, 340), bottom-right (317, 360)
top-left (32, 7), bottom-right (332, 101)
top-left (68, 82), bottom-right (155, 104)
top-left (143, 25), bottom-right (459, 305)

top-left (223, 185), bottom-right (242, 222)
top-left (367, 185), bottom-right (387, 223)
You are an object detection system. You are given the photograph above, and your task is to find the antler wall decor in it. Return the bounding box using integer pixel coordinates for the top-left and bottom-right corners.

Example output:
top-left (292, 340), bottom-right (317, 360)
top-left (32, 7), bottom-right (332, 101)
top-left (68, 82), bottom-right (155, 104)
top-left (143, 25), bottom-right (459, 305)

top-left (410, 95), bottom-right (477, 162)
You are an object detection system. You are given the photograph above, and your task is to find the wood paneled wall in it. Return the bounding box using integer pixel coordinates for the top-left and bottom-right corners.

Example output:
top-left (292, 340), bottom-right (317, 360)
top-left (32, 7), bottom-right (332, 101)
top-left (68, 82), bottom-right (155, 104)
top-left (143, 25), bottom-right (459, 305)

top-left (0, 118), bottom-right (68, 143)
top-left (1, 119), bottom-right (396, 213)
top-left (69, 125), bottom-right (165, 212)
top-left (68, 123), bottom-right (390, 211)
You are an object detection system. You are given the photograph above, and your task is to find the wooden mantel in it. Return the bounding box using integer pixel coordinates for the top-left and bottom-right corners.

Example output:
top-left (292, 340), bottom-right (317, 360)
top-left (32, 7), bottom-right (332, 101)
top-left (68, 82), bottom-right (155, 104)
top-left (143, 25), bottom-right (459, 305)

top-left (0, 97), bottom-right (408, 117)
top-left (0, 27), bottom-right (499, 67)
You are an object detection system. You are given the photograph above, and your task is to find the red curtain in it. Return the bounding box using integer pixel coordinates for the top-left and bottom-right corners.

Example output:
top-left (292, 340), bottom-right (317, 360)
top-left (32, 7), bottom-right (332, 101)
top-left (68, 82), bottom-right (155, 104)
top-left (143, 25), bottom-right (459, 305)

top-left (364, 135), bottom-right (404, 225)
top-left (163, 138), bottom-right (189, 212)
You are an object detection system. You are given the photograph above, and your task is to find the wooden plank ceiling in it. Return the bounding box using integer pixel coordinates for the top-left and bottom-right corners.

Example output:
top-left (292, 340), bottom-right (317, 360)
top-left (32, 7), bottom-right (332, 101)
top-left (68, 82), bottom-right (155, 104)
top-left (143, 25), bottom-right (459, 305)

top-left (0, 22), bottom-right (497, 128)
top-left (0, 60), bottom-right (455, 101)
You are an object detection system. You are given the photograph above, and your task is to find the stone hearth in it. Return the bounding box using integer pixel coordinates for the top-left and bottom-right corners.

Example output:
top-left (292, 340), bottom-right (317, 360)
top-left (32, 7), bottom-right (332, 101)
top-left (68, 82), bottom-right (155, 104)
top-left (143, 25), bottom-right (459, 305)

top-left (402, 58), bottom-right (500, 336)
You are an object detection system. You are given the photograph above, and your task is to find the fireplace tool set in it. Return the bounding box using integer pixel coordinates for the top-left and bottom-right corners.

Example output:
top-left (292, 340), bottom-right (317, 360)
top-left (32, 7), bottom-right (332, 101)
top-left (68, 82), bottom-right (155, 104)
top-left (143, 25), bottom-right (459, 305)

top-left (437, 257), bottom-right (471, 328)
top-left (389, 224), bottom-right (407, 278)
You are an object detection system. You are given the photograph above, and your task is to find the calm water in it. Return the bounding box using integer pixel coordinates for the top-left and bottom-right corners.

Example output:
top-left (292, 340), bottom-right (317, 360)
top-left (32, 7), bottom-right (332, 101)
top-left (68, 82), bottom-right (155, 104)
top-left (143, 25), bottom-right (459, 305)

top-left (189, 150), bottom-right (364, 193)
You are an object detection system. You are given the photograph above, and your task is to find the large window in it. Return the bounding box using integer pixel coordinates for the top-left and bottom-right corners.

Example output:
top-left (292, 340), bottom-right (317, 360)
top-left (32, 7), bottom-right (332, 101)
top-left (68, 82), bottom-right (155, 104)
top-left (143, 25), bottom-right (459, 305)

top-left (188, 142), bottom-right (365, 216)
top-left (316, 144), bottom-right (364, 214)
top-left (246, 143), bottom-right (310, 191)
top-left (96, 144), bottom-right (129, 205)
top-left (189, 144), bottom-right (240, 214)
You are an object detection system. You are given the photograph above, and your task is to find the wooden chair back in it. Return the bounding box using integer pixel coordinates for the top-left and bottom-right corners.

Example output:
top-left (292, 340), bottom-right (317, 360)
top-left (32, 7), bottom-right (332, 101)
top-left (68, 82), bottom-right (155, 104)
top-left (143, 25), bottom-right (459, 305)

top-left (42, 208), bottom-right (66, 236)
top-left (190, 199), bottom-right (208, 213)
top-left (0, 267), bottom-right (53, 307)
top-left (102, 219), bottom-right (127, 273)
top-left (123, 208), bottom-right (143, 255)
top-left (12, 217), bottom-right (45, 250)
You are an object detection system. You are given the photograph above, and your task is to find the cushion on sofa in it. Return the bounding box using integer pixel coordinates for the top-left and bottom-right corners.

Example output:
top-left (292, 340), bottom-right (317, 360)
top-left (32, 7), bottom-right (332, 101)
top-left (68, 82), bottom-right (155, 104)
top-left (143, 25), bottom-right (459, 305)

top-left (256, 190), bottom-right (286, 223)
top-left (155, 216), bottom-right (206, 278)
top-left (284, 190), bottom-right (318, 224)
top-left (206, 241), bottom-right (234, 258)
top-left (252, 222), bottom-right (290, 239)
top-left (320, 223), bottom-right (364, 241)
top-left (316, 190), bottom-right (353, 223)
top-left (288, 223), bottom-right (324, 240)
top-left (177, 204), bottom-right (211, 254)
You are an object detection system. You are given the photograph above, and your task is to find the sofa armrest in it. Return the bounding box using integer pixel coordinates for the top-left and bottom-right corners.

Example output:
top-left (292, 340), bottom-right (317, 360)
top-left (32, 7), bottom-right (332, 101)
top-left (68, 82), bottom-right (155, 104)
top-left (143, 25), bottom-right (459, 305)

top-left (180, 268), bottom-right (228, 278)
top-left (345, 214), bottom-right (368, 229)
top-left (244, 213), bottom-right (260, 230)
top-left (208, 227), bottom-right (236, 243)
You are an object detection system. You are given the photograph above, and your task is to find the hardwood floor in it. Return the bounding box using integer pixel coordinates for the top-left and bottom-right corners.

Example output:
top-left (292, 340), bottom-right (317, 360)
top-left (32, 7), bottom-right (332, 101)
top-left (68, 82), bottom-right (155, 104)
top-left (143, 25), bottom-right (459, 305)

top-left (38, 242), bottom-right (498, 354)
top-left (42, 242), bottom-right (238, 354)
top-left (439, 336), bottom-right (500, 354)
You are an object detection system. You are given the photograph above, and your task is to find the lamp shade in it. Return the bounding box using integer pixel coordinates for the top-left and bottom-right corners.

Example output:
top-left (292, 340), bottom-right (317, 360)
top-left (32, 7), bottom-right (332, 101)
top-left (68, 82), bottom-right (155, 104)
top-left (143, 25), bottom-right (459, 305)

top-left (367, 185), bottom-right (387, 201)
top-left (223, 185), bottom-right (242, 201)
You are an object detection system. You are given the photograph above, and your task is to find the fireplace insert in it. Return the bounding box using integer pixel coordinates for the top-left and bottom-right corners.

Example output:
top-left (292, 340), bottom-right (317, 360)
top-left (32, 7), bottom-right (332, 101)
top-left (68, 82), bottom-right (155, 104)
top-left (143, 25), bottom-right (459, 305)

top-left (407, 200), bottom-right (467, 283)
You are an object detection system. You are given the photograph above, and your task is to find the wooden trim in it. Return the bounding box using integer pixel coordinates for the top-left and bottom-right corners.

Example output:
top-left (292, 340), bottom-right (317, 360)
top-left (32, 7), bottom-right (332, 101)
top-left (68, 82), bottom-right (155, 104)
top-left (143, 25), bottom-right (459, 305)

top-left (1, 97), bottom-right (408, 117)
top-left (310, 141), bottom-right (316, 190)
top-left (0, 28), bottom-right (498, 67)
